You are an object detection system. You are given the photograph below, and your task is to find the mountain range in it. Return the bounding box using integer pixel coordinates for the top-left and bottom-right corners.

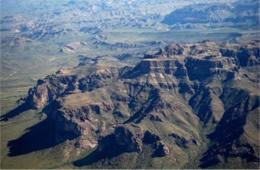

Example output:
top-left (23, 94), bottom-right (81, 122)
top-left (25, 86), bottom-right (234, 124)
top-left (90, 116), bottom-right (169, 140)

top-left (2, 40), bottom-right (259, 169)
top-left (163, 0), bottom-right (259, 30)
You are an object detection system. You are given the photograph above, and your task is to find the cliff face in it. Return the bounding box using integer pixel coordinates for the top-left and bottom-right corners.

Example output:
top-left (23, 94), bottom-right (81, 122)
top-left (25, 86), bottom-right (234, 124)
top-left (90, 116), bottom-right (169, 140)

top-left (23, 40), bottom-right (260, 168)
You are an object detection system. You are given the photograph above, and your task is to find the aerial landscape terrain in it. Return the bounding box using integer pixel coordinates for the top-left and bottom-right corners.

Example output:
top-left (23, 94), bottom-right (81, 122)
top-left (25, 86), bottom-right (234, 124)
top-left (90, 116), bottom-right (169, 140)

top-left (0, 0), bottom-right (259, 169)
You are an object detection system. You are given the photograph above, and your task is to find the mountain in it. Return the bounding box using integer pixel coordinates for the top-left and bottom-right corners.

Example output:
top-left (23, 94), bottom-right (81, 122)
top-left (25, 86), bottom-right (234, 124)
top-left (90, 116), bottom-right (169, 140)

top-left (1, 0), bottom-right (258, 120)
top-left (162, 0), bottom-right (260, 30)
top-left (2, 40), bottom-right (259, 169)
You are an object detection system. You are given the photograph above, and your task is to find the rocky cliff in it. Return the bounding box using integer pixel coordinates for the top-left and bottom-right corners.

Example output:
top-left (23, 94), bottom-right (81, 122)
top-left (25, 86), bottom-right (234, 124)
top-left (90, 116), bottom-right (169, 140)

top-left (15, 40), bottom-right (260, 168)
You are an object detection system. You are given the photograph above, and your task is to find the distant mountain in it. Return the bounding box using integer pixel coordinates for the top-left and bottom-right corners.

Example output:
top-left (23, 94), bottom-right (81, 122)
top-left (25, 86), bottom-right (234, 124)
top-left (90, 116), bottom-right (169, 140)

top-left (162, 0), bottom-right (260, 30)
top-left (3, 40), bottom-right (259, 169)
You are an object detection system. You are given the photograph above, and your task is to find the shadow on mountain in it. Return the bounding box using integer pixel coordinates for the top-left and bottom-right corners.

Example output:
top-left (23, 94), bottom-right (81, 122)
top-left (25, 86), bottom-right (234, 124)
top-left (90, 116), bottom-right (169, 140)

top-left (199, 96), bottom-right (260, 168)
top-left (7, 117), bottom-right (77, 157)
top-left (0, 104), bottom-right (30, 121)
top-left (5, 99), bottom-right (78, 157)
top-left (74, 134), bottom-right (124, 167)
top-left (7, 117), bottom-right (56, 156)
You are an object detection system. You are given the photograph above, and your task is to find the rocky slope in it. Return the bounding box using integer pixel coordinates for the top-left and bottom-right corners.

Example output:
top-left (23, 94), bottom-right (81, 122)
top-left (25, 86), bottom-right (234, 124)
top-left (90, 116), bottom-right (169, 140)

top-left (4, 40), bottom-right (260, 168)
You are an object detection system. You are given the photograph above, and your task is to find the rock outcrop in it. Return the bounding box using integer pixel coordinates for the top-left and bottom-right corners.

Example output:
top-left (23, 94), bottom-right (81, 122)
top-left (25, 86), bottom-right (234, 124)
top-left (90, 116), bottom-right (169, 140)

top-left (114, 125), bottom-right (144, 152)
top-left (153, 141), bottom-right (170, 157)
